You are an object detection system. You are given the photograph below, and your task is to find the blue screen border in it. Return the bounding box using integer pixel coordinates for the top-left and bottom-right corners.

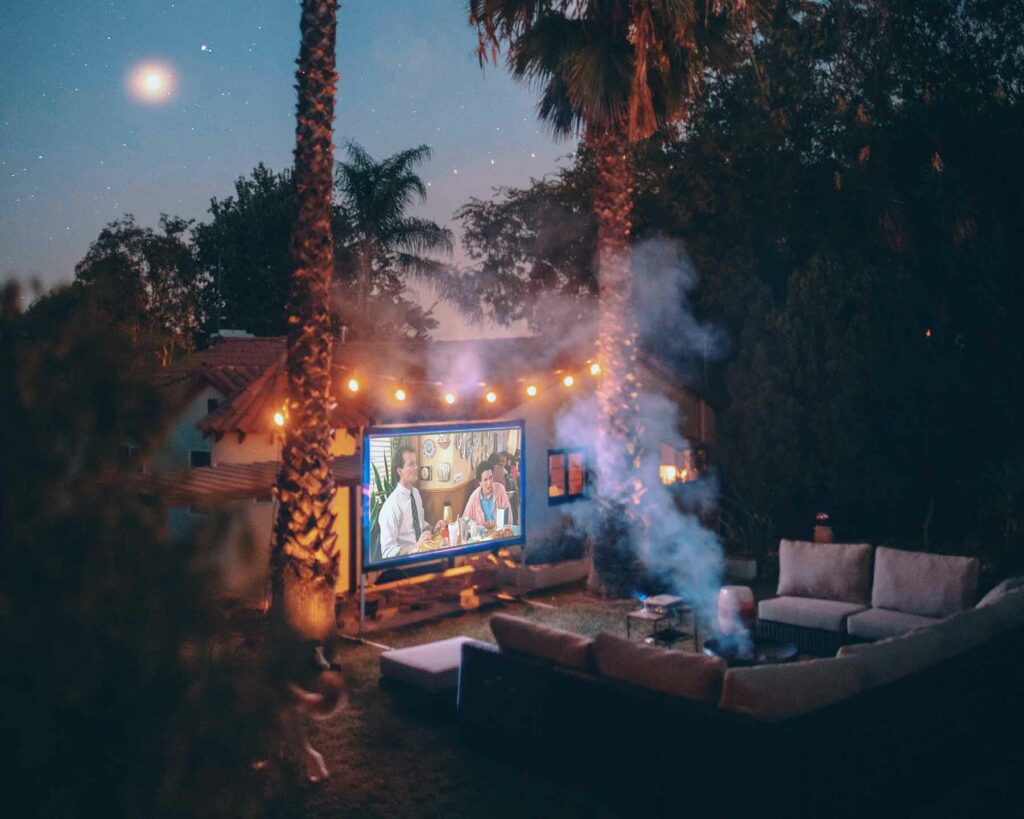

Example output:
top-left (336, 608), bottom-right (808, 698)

top-left (361, 418), bottom-right (526, 572)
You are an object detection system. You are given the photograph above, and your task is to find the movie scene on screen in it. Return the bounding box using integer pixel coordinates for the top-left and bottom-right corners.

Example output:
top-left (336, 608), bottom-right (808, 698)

top-left (364, 421), bottom-right (524, 570)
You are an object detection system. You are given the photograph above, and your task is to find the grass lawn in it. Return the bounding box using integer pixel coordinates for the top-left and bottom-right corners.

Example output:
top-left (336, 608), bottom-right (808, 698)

top-left (264, 584), bottom-right (1021, 819)
top-left (266, 587), bottom-right (635, 818)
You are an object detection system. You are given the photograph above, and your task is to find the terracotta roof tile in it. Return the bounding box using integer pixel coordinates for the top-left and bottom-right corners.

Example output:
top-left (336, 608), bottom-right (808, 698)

top-left (155, 337), bottom-right (285, 399)
top-left (139, 457), bottom-right (360, 504)
top-left (190, 335), bottom-right (705, 437)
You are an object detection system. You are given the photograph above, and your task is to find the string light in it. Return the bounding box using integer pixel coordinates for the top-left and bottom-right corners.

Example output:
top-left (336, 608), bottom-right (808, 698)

top-left (334, 363), bottom-right (608, 401)
top-left (273, 411), bottom-right (285, 427)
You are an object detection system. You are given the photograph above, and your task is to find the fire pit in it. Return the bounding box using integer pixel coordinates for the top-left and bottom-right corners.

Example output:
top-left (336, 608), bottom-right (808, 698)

top-left (702, 635), bottom-right (799, 668)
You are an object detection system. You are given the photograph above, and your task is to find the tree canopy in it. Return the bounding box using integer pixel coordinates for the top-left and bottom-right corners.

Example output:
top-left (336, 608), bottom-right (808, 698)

top-left (73, 214), bottom-right (206, 366)
top-left (456, 0), bottom-right (1024, 565)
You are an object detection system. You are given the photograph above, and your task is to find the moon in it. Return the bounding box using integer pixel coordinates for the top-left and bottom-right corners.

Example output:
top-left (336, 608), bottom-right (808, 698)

top-left (127, 62), bottom-right (175, 103)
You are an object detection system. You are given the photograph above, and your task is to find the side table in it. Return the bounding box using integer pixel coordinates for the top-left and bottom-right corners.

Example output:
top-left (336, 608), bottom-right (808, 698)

top-left (626, 595), bottom-right (699, 650)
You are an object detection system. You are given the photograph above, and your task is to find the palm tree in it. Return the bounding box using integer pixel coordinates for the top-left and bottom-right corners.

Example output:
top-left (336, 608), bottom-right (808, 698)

top-left (271, 0), bottom-right (341, 641)
top-left (469, 0), bottom-right (763, 590)
top-left (334, 142), bottom-right (454, 338)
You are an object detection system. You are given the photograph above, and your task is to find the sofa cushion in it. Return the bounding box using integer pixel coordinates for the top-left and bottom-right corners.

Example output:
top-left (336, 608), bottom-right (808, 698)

top-left (929, 606), bottom-right (999, 660)
top-left (718, 655), bottom-right (865, 721)
top-left (777, 540), bottom-right (873, 603)
top-left (977, 576), bottom-right (1024, 608)
top-left (379, 636), bottom-right (478, 694)
top-left (758, 596), bottom-right (868, 633)
top-left (984, 587), bottom-right (1024, 633)
top-left (838, 628), bottom-right (944, 688)
top-left (846, 607), bottom-right (941, 640)
top-left (871, 547), bottom-right (979, 617)
top-left (593, 632), bottom-right (725, 702)
top-left (490, 614), bottom-right (594, 671)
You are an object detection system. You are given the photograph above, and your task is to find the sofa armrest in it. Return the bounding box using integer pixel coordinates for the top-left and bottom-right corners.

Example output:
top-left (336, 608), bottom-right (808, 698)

top-left (457, 640), bottom-right (552, 745)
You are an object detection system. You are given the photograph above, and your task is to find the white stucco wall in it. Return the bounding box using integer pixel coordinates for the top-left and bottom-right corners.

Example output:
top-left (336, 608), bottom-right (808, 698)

top-left (497, 374), bottom-right (595, 548)
top-left (213, 432), bottom-right (280, 465)
top-left (153, 385), bottom-right (223, 470)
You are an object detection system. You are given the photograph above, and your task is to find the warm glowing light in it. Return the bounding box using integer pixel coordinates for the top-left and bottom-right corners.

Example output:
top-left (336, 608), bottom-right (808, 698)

top-left (127, 61), bottom-right (175, 103)
top-left (925, 328), bottom-right (932, 338)
top-left (444, 392), bottom-right (456, 405)
top-left (273, 411), bottom-right (285, 427)
top-left (526, 384), bottom-right (538, 397)
top-left (347, 378), bottom-right (359, 392)
top-left (485, 391), bottom-right (497, 404)
top-left (394, 388), bottom-right (407, 402)
top-left (562, 375), bottom-right (575, 387)
top-left (659, 464), bottom-right (678, 484)
top-left (590, 362), bottom-right (602, 376)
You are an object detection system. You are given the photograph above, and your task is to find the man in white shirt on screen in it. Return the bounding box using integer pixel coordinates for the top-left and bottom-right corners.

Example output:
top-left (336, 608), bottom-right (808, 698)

top-left (378, 445), bottom-right (441, 560)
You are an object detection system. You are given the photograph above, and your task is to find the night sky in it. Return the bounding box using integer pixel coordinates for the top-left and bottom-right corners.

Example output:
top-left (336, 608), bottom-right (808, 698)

top-left (0, 1), bottom-right (574, 299)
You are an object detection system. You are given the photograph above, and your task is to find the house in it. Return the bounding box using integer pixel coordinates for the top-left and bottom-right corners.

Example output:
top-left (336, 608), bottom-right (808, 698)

top-left (145, 334), bottom-right (715, 601)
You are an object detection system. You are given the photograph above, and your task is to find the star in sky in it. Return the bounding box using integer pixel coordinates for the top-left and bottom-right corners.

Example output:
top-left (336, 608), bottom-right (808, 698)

top-left (0, 0), bottom-right (576, 309)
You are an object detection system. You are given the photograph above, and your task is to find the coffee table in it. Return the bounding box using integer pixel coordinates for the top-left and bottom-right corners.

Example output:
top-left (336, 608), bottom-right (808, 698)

top-left (702, 635), bottom-right (798, 667)
top-left (626, 595), bottom-right (699, 650)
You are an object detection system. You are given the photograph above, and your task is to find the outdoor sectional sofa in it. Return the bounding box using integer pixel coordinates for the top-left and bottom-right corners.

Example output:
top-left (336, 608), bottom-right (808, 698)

top-left (457, 580), bottom-right (1024, 817)
top-left (757, 540), bottom-right (981, 655)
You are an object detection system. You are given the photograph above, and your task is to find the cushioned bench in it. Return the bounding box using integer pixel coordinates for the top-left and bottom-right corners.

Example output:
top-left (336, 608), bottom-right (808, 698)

top-left (757, 540), bottom-right (872, 655)
top-left (459, 585), bottom-right (1024, 817)
top-left (845, 547), bottom-right (979, 640)
top-left (379, 636), bottom-right (480, 695)
top-left (758, 541), bottom-right (982, 651)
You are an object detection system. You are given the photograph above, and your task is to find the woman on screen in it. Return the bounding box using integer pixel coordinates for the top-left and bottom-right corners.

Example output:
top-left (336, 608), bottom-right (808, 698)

top-left (462, 460), bottom-right (512, 529)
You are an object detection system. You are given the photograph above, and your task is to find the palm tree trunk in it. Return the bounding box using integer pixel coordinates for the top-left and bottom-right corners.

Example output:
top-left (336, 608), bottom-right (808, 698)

top-left (590, 126), bottom-right (645, 595)
top-left (271, 0), bottom-right (340, 641)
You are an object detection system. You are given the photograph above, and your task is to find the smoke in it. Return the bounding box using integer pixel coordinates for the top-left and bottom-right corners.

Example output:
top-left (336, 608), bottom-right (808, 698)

top-left (632, 238), bottom-right (729, 377)
top-left (551, 236), bottom-right (728, 627)
top-left (432, 220), bottom-right (730, 628)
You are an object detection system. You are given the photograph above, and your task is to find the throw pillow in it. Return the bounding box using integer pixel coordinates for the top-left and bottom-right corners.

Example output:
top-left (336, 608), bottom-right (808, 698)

top-left (977, 576), bottom-right (1024, 608)
top-left (719, 655), bottom-right (865, 721)
top-left (490, 614), bottom-right (594, 671)
top-left (777, 540), bottom-right (873, 603)
top-left (981, 587), bottom-right (1024, 633)
top-left (592, 632), bottom-right (725, 702)
top-left (838, 628), bottom-right (944, 688)
top-left (871, 547), bottom-right (980, 618)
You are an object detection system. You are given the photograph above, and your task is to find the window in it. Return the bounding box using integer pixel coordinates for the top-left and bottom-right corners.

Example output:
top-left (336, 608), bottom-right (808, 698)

top-left (658, 441), bottom-right (708, 484)
top-left (189, 450), bottom-right (212, 468)
top-left (207, 397), bottom-right (220, 414)
top-left (117, 444), bottom-right (144, 473)
top-left (548, 447), bottom-right (588, 505)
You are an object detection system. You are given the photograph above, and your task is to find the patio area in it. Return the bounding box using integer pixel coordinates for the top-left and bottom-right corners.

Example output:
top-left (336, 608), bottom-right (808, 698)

top-left (266, 584), bottom-right (1021, 818)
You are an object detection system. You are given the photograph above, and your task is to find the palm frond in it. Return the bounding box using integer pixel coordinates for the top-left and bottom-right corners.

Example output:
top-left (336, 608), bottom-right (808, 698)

top-left (389, 218), bottom-right (455, 255)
